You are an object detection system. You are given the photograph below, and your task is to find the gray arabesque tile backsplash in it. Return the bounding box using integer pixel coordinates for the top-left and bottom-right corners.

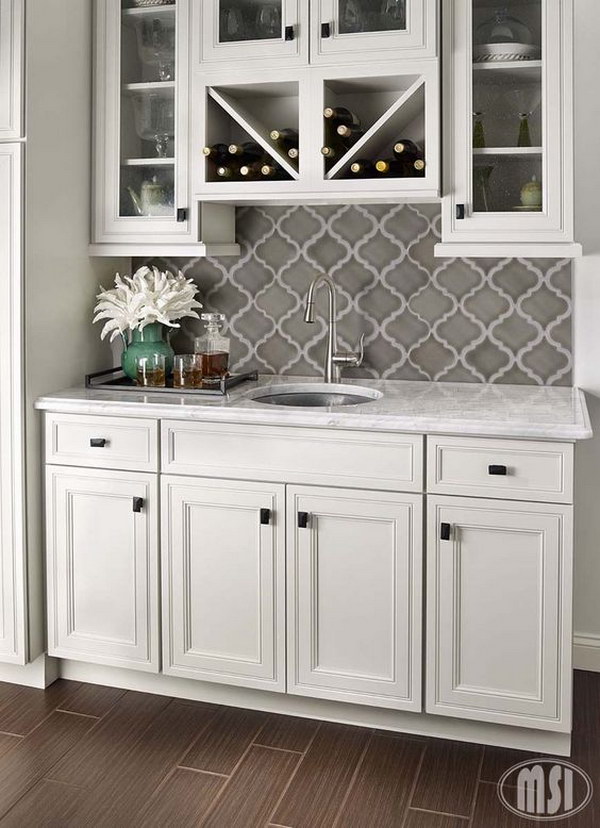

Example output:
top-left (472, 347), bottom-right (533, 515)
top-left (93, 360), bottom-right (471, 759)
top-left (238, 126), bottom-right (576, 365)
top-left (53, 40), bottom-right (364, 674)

top-left (143, 204), bottom-right (572, 386)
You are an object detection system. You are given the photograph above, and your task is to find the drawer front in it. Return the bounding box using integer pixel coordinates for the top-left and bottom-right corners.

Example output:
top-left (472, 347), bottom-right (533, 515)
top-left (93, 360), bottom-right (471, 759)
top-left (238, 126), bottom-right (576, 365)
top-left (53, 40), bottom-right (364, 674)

top-left (45, 413), bottom-right (159, 472)
top-left (162, 421), bottom-right (423, 491)
top-left (427, 436), bottom-right (573, 504)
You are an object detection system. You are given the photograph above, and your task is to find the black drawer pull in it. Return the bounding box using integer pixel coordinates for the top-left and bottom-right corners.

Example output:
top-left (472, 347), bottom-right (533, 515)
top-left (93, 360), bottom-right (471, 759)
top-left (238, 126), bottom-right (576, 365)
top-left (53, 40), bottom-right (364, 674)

top-left (285, 25), bottom-right (294, 41)
top-left (440, 522), bottom-right (451, 541)
top-left (321, 21), bottom-right (331, 37)
top-left (132, 497), bottom-right (144, 513)
top-left (177, 207), bottom-right (188, 223)
top-left (260, 508), bottom-right (271, 526)
top-left (298, 512), bottom-right (310, 529)
top-left (90, 438), bottom-right (107, 448)
top-left (488, 465), bottom-right (508, 476)
top-left (456, 203), bottom-right (465, 220)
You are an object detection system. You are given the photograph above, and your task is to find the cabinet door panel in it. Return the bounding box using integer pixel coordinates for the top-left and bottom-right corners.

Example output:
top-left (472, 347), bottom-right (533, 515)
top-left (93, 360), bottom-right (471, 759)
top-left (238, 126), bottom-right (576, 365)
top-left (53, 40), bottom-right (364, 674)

top-left (46, 466), bottom-right (159, 671)
top-left (162, 476), bottom-right (286, 691)
top-left (311, 0), bottom-right (437, 63)
top-left (288, 486), bottom-right (422, 711)
top-left (0, 0), bottom-right (23, 139)
top-left (199, 0), bottom-right (308, 67)
top-left (427, 496), bottom-right (572, 731)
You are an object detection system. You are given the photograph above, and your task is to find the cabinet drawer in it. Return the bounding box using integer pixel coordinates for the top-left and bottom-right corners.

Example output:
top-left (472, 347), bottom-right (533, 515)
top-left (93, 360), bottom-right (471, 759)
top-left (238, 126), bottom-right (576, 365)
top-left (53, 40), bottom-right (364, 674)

top-left (162, 421), bottom-right (423, 491)
top-left (45, 413), bottom-right (158, 472)
top-left (427, 436), bottom-right (573, 504)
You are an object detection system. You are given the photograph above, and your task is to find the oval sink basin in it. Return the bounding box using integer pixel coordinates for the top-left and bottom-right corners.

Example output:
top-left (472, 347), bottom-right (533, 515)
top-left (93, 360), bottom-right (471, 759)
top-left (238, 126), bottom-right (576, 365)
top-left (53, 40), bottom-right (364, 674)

top-left (247, 383), bottom-right (383, 408)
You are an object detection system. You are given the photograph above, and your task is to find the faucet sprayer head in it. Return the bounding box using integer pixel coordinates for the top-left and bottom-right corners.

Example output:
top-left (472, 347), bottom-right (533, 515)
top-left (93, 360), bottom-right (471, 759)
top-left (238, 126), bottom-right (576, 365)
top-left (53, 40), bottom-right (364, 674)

top-left (304, 299), bottom-right (315, 324)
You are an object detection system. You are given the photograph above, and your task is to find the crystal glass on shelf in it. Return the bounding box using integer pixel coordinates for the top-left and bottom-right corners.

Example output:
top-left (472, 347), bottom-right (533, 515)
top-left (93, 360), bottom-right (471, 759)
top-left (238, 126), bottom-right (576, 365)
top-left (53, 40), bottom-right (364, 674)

top-left (339, 0), bottom-right (363, 33)
top-left (473, 112), bottom-right (486, 149)
top-left (255, 3), bottom-right (282, 38)
top-left (503, 87), bottom-right (542, 148)
top-left (134, 17), bottom-right (176, 81)
top-left (131, 93), bottom-right (175, 158)
top-left (219, 1), bottom-right (283, 42)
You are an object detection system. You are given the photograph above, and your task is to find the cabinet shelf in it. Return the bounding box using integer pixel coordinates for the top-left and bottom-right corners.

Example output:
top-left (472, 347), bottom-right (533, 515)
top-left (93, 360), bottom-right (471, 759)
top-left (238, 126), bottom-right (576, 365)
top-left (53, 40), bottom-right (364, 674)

top-left (122, 5), bottom-right (176, 20)
top-left (473, 60), bottom-right (542, 85)
top-left (122, 157), bottom-right (175, 166)
top-left (473, 147), bottom-right (542, 156)
top-left (123, 81), bottom-right (175, 94)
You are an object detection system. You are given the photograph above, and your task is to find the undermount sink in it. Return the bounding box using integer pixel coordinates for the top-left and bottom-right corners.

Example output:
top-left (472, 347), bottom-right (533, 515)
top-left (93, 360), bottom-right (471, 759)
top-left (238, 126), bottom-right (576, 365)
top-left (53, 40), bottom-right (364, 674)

top-left (247, 383), bottom-right (383, 408)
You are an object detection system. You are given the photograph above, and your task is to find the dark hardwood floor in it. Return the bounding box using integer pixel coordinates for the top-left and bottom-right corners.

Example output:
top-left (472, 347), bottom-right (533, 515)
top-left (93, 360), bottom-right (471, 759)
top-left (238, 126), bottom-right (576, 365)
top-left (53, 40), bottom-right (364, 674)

top-left (0, 672), bottom-right (595, 826)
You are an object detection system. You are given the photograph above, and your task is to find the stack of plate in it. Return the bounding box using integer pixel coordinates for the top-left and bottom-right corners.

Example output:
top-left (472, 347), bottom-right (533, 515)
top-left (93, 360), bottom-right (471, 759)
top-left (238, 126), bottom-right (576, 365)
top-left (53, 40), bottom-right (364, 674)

top-left (474, 43), bottom-right (541, 62)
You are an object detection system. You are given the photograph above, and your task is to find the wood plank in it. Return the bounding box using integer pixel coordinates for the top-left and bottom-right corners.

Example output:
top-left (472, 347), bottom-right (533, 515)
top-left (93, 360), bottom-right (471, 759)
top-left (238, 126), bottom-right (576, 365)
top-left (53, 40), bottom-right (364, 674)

top-left (480, 746), bottom-right (540, 785)
top-left (72, 700), bottom-right (220, 827)
top-left (254, 714), bottom-right (320, 753)
top-left (0, 711), bottom-right (95, 820)
top-left (271, 722), bottom-right (371, 828)
top-left (0, 735), bottom-right (20, 760)
top-left (133, 769), bottom-right (225, 827)
top-left (0, 681), bottom-right (81, 736)
top-left (335, 733), bottom-right (424, 828)
top-left (180, 707), bottom-right (268, 775)
top-left (410, 740), bottom-right (482, 818)
top-left (56, 683), bottom-right (126, 718)
top-left (404, 810), bottom-right (469, 828)
top-left (0, 779), bottom-right (86, 828)
top-left (204, 746), bottom-right (300, 828)
top-left (47, 690), bottom-right (171, 788)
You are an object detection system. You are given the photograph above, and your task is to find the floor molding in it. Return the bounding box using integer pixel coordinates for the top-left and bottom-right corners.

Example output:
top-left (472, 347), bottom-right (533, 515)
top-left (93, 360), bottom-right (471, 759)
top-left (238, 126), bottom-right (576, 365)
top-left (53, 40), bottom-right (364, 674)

top-left (0, 654), bottom-right (59, 688)
top-left (574, 633), bottom-right (600, 672)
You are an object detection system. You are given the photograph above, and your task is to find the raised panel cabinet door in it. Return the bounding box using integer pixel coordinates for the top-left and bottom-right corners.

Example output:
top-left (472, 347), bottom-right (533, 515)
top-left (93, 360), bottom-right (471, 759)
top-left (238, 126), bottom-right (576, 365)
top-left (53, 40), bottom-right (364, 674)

top-left (46, 466), bottom-right (159, 672)
top-left (0, 143), bottom-right (25, 664)
top-left (427, 495), bottom-right (573, 732)
top-left (0, 0), bottom-right (23, 139)
top-left (287, 486), bottom-right (423, 711)
top-left (162, 476), bottom-right (286, 691)
top-left (310, 0), bottom-right (438, 63)
top-left (198, 0), bottom-right (308, 67)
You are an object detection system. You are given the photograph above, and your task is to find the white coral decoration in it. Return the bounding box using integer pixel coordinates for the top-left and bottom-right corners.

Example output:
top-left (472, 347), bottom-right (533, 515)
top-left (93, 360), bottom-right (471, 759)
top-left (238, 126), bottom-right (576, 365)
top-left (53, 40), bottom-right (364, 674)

top-left (93, 266), bottom-right (203, 342)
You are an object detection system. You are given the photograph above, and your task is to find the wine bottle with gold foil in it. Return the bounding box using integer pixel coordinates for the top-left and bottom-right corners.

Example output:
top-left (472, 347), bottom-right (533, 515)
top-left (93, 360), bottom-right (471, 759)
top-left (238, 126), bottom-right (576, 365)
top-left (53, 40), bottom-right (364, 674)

top-left (349, 159), bottom-right (375, 177)
top-left (203, 143), bottom-right (230, 164)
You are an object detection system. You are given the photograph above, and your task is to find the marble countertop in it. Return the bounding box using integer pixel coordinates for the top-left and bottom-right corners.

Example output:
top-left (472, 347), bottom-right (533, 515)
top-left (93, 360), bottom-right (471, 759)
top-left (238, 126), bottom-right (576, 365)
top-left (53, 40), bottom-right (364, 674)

top-left (35, 376), bottom-right (592, 441)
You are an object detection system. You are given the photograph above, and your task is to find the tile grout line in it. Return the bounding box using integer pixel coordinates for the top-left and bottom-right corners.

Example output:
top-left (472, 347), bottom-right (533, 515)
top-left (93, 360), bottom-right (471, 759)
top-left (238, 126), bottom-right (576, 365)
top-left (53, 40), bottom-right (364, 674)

top-left (262, 721), bottom-right (324, 828)
top-left (252, 743), bottom-right (304, 756)
top-left (330, 729), bottom-right (376, 828)
top-left (54, 710), bottom-right (100, 721)
top-left (466, 748), bottom-right (486, 827)
top-left (400, 742), bottom-right (427, 828)
top-left (175, 767), bottom-right (230, 779)
top-left (408, 806), bottom-right (471, 821)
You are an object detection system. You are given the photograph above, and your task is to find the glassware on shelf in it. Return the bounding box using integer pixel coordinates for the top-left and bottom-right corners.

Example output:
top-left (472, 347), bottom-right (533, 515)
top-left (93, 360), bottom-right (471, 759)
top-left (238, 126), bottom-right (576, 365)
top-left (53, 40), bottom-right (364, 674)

top-left (473, 112), bottom-right (486, 148)
top-left (380, 0), bottom-right (406, 31)
top-left (195, 314), bottom-right (230, 386)
top-left (503, 87), bottom-right (542, 148)
top-left (219, 1), bottom-right (283, 43)
top-left (133, 17), bottom-right (176, 81)
top-left (339, 0), bottom-right (363, 33)
top-left (473, 165), bottom-right (494, 212)
top-left (255, 2), bottom-right (282, 39)
top-left (127, 174), bottom-right (174, 217)
top-left (136, 353), bottom-right (166, 387)
top-left (132, 93), bottom-right (174, 158)
top-left (519, 175), bottom-right (542, 210)
top-left (517, 114), bottom-right (532, 148)
top-left (474, 8), bottom-right (539, 62)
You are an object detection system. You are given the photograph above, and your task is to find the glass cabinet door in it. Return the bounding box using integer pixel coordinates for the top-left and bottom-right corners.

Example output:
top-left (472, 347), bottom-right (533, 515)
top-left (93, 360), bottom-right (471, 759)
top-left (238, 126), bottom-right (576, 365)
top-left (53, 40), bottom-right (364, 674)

top-left (93, 0), bottom-right (192, 244)
top-left (200, 0), bottom-right (306, 66)
top-left (442, 0), bottom-right (574, 247)
top-left (311, 0), bottom-right (437, 63)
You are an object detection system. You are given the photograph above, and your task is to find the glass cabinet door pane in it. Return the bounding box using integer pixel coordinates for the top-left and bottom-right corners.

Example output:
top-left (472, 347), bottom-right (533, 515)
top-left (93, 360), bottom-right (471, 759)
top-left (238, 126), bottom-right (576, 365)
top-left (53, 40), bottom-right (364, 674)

top-left (219, 0), bottom-right (284, 43)
top-left (471, 0), bottom-right (542, 214)
top-left (338, 0), bottom-right (407, 35)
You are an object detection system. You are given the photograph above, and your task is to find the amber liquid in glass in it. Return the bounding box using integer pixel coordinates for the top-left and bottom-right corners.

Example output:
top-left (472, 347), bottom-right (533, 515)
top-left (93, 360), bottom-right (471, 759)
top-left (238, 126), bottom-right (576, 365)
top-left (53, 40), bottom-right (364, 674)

top-left (137, 367), bottom-right (166, 388)
top-left (173, 367), bottom-right (202, 389)
top-left (200, 351), bottom-right (229, 381)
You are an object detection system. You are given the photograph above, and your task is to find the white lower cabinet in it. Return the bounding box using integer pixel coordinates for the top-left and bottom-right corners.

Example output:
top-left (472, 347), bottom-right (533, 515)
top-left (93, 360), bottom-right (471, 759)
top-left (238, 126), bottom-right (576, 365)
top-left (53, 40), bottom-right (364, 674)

top-left (287, 485), bottom-right (423, 711)
top-left (46, 466), bottom-right (159, 672)
top-left (161, 476), bottom-right (286, 691)
top-left (426, 495), bottom-right (573, 732)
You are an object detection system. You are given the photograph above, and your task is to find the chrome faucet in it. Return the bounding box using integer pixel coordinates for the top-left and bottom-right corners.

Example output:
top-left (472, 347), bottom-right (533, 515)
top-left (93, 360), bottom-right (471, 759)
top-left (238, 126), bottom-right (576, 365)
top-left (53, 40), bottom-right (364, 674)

top-left (303, 275), bottom-right (364, 383)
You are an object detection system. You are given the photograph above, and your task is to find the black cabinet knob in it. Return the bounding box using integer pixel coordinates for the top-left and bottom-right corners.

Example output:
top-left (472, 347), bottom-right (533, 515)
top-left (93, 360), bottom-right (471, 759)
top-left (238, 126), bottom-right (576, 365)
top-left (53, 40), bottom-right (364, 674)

top-left (321, 21), bottom-right (331, 38)
top-left (260, 508), bottom-right (271, 525)
top-left (488, 465), bottom-right (508, 476)
top-left (90, 438), bottom-right (107, 448)
top-left (456, 203), bottom-right (465, 220)
top-left (132, 497), bottom-right (144, 513)
top-left (298, 512), bottom-right (310, 529)
top-left (440, 522), bottom-right (451, 541)
top-left (285, 25), bottom-right (295, 41)
top-left (177, 208), bottom-right (188, 223)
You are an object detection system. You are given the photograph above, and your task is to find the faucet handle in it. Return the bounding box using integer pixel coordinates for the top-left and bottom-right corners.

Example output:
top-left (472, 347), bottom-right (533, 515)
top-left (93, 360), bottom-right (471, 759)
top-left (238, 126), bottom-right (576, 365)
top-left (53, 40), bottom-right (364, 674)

top-left (332, 334), bottom-right (365, 370)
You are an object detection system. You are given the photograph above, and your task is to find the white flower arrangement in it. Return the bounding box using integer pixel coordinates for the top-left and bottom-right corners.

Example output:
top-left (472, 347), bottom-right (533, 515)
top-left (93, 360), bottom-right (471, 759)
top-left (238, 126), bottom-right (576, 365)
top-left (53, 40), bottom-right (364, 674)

top-left (93, 266), bottom-right (202, 343)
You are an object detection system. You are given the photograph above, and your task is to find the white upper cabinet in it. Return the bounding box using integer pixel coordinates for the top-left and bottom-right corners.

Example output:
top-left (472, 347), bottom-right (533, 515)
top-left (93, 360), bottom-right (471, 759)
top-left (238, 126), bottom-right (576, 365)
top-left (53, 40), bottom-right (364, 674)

top-left (92, 0), bottom-right (239, 256)
top-left (427, 496), bottom-right (573, 732)
top-left (436, 0), bottom-right (580, 258)
top-left (311, 0), bottom-right (438, 64)
top-left (199, 0), bottom-right (309, 66)
top-left (287, 486), bottom-right (423, 711)
top-left (0, 0), bottom-right (23, 140)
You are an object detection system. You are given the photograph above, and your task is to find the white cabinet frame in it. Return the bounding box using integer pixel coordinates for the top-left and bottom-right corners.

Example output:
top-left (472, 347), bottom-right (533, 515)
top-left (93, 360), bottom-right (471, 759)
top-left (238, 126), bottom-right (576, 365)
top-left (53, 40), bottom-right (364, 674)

top-left (0, 0), bottom-right (23, 140)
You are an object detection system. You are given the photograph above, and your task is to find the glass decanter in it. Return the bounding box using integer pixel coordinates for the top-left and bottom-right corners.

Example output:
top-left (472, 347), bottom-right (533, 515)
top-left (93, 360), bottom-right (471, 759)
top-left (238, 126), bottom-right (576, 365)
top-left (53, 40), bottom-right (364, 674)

top-left (194, 314), bottom-right (230, 386)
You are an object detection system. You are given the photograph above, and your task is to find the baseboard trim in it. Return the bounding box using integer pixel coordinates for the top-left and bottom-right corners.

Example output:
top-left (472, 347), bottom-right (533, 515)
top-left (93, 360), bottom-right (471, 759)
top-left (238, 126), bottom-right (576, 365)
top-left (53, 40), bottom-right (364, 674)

top-left (574, 633), bottom-right (600, 672)
top-left (0, 654), bottom-right (59, 688)
top-left (57, 659), bottom-right (571, 756)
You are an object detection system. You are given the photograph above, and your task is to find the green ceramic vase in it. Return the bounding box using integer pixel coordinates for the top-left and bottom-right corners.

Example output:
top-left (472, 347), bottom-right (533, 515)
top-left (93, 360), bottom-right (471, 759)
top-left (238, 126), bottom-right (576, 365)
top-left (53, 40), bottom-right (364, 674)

top-left (121, 323), bottom-right (175, 381)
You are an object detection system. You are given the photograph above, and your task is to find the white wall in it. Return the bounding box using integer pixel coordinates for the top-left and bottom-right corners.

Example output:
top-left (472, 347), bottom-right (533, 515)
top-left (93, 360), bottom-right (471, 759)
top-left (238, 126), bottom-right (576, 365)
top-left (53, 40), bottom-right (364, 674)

top-left (572, 0), bottom-right (600, 669)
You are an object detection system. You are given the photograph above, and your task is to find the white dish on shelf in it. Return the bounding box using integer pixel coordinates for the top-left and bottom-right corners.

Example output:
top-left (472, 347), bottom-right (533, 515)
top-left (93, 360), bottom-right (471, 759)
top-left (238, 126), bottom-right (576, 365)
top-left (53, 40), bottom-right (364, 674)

top-left (474, 43), bottom-right (541, 62)
top-left (513, 205), bottom-right (543, 211)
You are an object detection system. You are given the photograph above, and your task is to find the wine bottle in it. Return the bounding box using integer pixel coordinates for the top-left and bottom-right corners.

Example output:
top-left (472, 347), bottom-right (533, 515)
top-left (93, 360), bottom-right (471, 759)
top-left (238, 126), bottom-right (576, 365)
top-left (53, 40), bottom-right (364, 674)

top-left (270, 128), bottom-right (299, 147)
top-left (323, 106), bottom-right (360, 127)
top-left (349, 159), bottom-right (375, 177)
top-left (336, 124), bottom-right (365, 145)
top-left (287, 147), bottom-right (299, 160)
top-left (228, 141), bottom-right (263, 161)
top-left (392, 139), bottom-right (422, 161)
top-left (216, 163), bottom-right (241, 179)
top-left (375, 159), bottom-right (403, 175)
top-left (321, 145), bottom-right (338, 159)
top-left (203, 143), bottom-right (230, 163)
top-left (261, 162), bottom-right (285, 179)
top-left (239, 161), bottom-right (264, 179)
